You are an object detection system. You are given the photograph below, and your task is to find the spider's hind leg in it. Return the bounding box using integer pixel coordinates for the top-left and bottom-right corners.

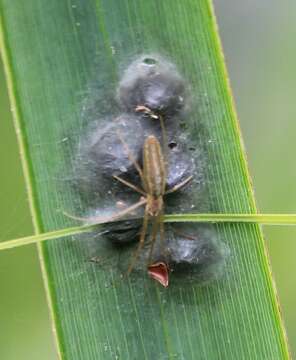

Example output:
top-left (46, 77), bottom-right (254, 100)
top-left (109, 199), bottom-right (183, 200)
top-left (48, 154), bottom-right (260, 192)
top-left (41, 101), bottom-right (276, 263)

top-left (113, 175), bottom-right (145, 196)
top-left (127, 204), bottom-right (150, 274)
top-left (165, 175), bottom-right (193, 195)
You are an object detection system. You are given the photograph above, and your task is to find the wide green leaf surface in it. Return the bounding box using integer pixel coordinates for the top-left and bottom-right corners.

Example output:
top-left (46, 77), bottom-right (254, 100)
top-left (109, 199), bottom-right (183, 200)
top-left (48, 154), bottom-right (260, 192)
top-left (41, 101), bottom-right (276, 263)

top-left (0, 0), bottom-right (289, 359)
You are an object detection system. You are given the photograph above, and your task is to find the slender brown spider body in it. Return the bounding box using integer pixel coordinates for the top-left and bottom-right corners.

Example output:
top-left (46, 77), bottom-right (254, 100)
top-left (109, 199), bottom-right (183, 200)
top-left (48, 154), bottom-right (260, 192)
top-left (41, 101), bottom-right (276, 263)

top-left (143, 135), bottom-right (166, 216)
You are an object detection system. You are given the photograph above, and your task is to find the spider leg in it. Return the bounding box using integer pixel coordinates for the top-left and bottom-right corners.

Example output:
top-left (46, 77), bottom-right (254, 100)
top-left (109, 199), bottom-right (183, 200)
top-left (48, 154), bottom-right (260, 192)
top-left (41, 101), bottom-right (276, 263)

top-left (159, 212), bottom-right (165, 255)
top-left (113, 175), bottom-right (146, 196)
top-left (158, 114), bottom-right (168, 165)
top-left (165, 175), bottom-right (193, 195)
top-left (171, 227), bottom-right (198, 241)
top-left (116, 129), bottom-right (145, 183)
top-left (63, 197), bottom-right (147, 224)
top-left (127, 203), bottom-right (150, 274)
top-left (147, 211), bottom-right (169, 287)
top-left (149, 211), bottom-right (166, 257)
top-left (147, 215), bottom-right (160, 264)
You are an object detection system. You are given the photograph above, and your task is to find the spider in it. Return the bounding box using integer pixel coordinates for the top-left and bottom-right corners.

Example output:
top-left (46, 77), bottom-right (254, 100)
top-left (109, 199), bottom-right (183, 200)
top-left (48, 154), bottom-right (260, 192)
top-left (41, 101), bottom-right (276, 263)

top-left (110, 133), bottom-right (192, 286)
top-left (67, 133), bottom-right (192, 287)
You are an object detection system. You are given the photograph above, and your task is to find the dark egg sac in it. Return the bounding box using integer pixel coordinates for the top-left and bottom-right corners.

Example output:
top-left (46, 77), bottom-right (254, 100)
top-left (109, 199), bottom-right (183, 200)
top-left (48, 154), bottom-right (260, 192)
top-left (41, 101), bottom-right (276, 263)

top-left (102, 219), bottom-right (142, 245)
top-left (166, 225), bottom-right (227, 267)
top-left (81, 114), bottom-right (145, 178)
top-left (118, 55), bottom-right (186, 117)
top-left (147, 224), bottom-right (229, 284)
top-left (73, 113), bottom-right (146, 205)
top-left (166, 138), bottom-right (195, 190)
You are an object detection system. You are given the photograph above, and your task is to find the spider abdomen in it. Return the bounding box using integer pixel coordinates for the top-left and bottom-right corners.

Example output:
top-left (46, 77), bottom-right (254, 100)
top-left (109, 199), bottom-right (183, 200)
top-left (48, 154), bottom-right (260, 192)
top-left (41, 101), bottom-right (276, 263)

top-left (143, 135), bottom-right (166, 197)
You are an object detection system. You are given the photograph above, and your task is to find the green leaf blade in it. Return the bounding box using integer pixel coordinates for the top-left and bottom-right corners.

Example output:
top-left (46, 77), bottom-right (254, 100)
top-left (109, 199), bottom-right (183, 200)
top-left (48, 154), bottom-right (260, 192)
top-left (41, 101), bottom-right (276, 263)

top-left (0, 0), bottom-right (290, 359)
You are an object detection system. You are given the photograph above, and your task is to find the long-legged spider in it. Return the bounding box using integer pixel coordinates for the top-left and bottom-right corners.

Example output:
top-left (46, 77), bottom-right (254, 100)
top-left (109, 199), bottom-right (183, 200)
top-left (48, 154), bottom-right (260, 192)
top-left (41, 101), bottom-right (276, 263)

top-left (67, 133), bottom-right (192, 287)
top-left (111, 134), bottom-right (192, 286)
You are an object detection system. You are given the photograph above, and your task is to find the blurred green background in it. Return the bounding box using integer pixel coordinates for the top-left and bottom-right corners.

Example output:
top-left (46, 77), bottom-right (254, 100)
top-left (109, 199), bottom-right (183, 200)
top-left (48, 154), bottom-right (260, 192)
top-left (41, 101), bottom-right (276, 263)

top-left (0, 1), bottom-right (295, 358)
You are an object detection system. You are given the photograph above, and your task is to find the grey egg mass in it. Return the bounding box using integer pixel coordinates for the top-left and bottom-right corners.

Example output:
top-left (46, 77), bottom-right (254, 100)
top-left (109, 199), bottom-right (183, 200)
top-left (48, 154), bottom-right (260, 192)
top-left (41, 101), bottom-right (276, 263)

top-left (118, 55), bottom-right (186, 117)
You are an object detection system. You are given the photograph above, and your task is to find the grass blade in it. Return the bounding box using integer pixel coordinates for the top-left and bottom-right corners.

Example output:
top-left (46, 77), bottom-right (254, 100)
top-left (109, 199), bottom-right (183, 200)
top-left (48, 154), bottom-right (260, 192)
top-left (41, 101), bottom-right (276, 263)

top-left (1, 213), bottom-right (296, 251)
top-left (0, 0), bottom-right (290, 359)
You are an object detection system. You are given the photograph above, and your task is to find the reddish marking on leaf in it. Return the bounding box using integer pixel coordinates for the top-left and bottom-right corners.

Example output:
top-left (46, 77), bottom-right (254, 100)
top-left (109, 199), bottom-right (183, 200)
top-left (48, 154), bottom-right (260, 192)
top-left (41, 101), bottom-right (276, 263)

top-left (148, 262), bottom-right (169, 288)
